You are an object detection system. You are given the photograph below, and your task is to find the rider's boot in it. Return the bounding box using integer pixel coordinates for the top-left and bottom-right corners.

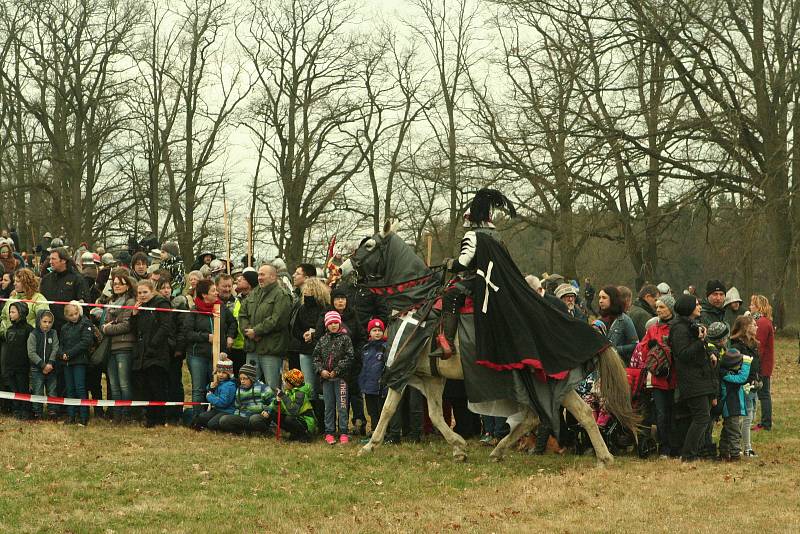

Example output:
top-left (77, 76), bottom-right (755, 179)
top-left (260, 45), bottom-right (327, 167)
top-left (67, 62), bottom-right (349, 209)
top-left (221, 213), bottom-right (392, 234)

top-left (431, 310), bottom-right (458, 360)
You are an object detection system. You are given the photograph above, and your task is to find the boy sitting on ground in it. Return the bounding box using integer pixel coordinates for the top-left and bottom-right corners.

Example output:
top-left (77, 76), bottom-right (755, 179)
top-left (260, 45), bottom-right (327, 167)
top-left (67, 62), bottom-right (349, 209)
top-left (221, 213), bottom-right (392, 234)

top-left (191, 357), bottom-right (236, 431)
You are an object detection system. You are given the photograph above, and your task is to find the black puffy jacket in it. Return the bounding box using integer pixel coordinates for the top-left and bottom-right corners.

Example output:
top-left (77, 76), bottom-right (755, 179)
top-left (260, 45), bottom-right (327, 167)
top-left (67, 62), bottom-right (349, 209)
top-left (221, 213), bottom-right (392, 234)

top-left (131, 295), bottom-right (173, 371)
top-left (668, 316), bottom-right (717, 400)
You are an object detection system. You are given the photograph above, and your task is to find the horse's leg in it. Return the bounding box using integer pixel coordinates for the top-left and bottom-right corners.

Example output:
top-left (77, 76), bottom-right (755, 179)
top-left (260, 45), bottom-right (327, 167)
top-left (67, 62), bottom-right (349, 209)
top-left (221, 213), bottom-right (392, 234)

top-left (418, 377), bottom-right (468, 462)
top-left (489, 406), bottom-right (539, 462)
top-left (562, 389), bottom-right (614, 466)
top-left (358, 387), bottom-right (403, 456)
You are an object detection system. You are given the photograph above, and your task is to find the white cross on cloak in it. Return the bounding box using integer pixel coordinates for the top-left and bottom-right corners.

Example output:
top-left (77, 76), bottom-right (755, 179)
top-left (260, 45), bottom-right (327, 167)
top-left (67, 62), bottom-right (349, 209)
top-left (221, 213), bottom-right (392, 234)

top-left (476, 261), bottom-right (499, 313)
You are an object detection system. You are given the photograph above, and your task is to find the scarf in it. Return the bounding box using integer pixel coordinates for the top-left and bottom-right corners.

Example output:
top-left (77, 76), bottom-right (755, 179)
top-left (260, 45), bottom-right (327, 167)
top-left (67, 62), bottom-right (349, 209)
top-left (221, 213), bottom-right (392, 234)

top-left (194, 296), bottom-right (221, 315)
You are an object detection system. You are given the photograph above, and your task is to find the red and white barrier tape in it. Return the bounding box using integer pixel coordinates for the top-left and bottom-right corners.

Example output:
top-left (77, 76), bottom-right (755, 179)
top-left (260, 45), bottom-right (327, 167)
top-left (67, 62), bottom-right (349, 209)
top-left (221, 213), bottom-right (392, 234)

top-left (0, 297), bottom-right (214, 315)
top-left (0, 391), bottom-right (207, 407)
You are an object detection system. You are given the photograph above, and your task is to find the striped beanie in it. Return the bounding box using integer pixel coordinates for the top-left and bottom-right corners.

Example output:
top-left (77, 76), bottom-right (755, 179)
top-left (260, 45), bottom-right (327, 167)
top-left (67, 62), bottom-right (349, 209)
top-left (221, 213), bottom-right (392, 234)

top-left (324, 311), bottom-right (342, 328)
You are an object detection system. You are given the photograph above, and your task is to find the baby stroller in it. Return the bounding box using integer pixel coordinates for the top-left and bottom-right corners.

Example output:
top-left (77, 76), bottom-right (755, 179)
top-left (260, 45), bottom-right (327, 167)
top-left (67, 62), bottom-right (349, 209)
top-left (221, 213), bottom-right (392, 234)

top-left (569, 367), bottom-right (656, 458)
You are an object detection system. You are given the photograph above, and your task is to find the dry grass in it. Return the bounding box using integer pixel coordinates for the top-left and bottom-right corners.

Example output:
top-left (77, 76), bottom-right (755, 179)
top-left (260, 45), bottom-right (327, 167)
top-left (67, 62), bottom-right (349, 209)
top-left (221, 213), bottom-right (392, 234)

top-left (1, 341), bottom-right (798, 533)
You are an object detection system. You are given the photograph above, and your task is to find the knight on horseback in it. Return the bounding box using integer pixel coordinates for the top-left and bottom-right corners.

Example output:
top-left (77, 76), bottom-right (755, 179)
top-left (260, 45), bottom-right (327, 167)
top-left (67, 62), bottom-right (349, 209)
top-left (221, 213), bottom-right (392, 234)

top-left (431, 189), bottom-right (516, 360)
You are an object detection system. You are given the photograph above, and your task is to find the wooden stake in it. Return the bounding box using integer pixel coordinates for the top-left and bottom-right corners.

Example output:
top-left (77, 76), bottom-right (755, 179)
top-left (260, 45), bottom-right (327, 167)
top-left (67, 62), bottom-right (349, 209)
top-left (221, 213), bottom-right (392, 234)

top-left (247, 219), bottom-right (253, 267)
top-left (426, 233), bottom-right (433, 266)
top-left (212, 303), bottom-right (221, 370)
top-left (223, 197), bottom-right (231, 274)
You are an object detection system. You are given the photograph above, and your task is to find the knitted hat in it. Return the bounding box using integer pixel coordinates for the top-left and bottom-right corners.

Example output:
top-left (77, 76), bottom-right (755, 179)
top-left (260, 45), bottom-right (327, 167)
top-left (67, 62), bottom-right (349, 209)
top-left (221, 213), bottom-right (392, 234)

top-left (239, 362), bottom-right (258, 381)
top-left (161, 241), bottom-right (180, 258)
top-left (283, 368), bottom-right (305, 388)
top-left (331, 286), bottom-right (348, 299)
top-left (658, 294), bottom-right (676, 314)
top-left (242, 269), bottom-right (258, 289)
top-left (720, 347), bottom-right (743, 369)
top-left (367, 318), bottom-right (385, 333)
top-left (705, 279), bottom-right (726, 296)
top-left (707, 322), bottom-right (730, 343)
top-left (656, 282), bottom-right (671, 295)
top-left (324, 311), bottom-right (342, 328)
top-left (555, 283), bottom-right (577, 299)
top-left (216, 357), bottom-right (234, 376)
top-left (591, 319), bottom-right (608, 337)
top-left (674, 294), bottom-right (698, 317)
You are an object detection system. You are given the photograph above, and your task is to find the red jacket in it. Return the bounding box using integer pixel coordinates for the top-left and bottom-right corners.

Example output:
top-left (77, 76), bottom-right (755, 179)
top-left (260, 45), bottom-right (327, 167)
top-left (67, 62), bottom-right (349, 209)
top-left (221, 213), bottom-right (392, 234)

top-left (755, 315), bottom-right (775, 377)
top-left (630, 321), bottom-right (677, 390)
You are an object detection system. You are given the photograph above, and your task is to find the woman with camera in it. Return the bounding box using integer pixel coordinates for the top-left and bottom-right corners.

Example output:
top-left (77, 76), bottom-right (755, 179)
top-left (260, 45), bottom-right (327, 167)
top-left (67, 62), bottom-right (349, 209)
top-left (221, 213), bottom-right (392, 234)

top-left (668, 294), bottom-right (717, 462)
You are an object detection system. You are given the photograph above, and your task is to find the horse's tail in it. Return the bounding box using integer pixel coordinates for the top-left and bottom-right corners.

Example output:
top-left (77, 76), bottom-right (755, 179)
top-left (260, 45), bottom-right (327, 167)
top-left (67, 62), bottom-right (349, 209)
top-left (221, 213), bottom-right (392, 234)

top-left (596, 346), bottom-right (642, 438)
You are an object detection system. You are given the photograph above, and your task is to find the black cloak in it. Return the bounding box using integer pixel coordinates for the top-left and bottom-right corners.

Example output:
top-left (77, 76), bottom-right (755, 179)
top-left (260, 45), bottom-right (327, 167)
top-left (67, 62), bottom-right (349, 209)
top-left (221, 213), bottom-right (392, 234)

top-left (472, 232), bottom-right (607, 374)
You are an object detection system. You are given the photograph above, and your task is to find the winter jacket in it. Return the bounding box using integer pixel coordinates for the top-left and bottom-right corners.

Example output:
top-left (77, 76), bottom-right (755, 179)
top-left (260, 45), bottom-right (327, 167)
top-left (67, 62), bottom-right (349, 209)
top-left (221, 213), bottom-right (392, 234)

top-left (230, 296), bottom-right (248, 350)
top-left (631, 320), bottom-right (676, 391)
top-left (170, 295), bottom-right (192, 355)
top-left (719, 357), bottom-right (752, 418)
top-left (699, 300), bottom-right (725, 327)
top-left (0, 292), bottom-right (49, 336)
top-left (232, 381), bottom-right (274, 416)
top-left (184, 302), bottom-right (237, 359)
top-left (314, 306), bottom-right (364, 349)
top-left (98, 297), bottom-right (136, 352)
top-left (358, 339), bottom-right (387, 396)
top-left (754, 315), bottom-right (775, 377)
top-left (668, 316), bottom-right (717, 400)
top-left (290, 298), bottom-right (326, 355)
top-left (628, 298), bottom-right (656, 339)
top-left (269, 383), bottom-right (317, 433)
top-left (731, 339), bottom-right (760, 385)
top-left (39, 268), bottom-right (88, 330)
top-left (131, 295), bottom-right (172, 371)
top-left (238, 282), bottom-right (292, 356)
top-left (161, 256), bottom-right (186, 297)
top-left (1, 302), bottom-right (34, 371)
top-left (607, 313), bottom-right (638, 364)
top-left (313, 331), bottom-right (354, 379)
top-left (206, 378), bottom-right (237, 414)
top-left (59, 316), bottom-right (95, 367)
top-left (28, 311), bottom-right (60, 370)
top-left (724, 306), bottom-right (746, 329)
top-left (338, 282), bottom-right (390, 335)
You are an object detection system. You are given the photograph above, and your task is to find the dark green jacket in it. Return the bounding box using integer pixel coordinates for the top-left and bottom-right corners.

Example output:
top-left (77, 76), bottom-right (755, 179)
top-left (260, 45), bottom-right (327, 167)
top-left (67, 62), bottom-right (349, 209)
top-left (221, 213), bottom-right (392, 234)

top-left (699, 300), bottom-right (725, 327)
top-left (238, 283), bottom-right (291, 355)
top-left (628, 298), bottom-right (656, 339)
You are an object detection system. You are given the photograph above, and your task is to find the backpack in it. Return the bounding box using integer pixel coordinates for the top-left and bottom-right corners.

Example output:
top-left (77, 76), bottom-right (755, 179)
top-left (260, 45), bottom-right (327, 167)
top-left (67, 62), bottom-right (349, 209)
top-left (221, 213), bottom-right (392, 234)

top-left (645, 342), bottom-right (671, 378)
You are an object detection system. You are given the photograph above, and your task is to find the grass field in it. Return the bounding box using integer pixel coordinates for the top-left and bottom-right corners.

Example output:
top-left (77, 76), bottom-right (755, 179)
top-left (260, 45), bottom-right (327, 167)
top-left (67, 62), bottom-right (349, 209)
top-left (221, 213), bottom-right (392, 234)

top-left (1, 341), bottom-right (799, 533)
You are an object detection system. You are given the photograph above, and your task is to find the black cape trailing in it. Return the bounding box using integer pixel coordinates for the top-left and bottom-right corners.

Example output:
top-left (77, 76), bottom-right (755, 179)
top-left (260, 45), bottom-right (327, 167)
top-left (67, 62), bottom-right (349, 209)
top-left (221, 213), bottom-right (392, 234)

top-left (472, 232), bottom-right (608, 374)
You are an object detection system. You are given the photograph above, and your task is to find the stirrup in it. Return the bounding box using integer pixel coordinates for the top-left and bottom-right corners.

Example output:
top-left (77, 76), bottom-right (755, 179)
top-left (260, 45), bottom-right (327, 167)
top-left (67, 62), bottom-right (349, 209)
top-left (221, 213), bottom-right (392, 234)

top-left (431, 333), bottom-right (454, 360)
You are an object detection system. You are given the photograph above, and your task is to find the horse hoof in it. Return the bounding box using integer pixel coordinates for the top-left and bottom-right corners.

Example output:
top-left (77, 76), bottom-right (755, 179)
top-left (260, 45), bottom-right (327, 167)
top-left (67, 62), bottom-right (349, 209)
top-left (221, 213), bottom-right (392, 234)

top-left (358, 446), bottom-right (373, 457)
top-left (490, 455), bottom-right (504, 463)
top-left (596, 455), bottom-right (614, 467)
top-left (453, 452), bottom-right (467, 463)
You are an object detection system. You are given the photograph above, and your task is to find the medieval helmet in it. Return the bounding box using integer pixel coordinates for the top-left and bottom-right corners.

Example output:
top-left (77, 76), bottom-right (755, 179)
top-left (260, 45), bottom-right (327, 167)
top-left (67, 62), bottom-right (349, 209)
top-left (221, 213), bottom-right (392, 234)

top-left (463, 188), bottom-right (516, 228)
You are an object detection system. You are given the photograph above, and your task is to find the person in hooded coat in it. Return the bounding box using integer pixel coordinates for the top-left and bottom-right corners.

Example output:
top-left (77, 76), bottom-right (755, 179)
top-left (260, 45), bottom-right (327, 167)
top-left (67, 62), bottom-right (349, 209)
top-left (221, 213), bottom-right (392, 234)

top-left (723, 287), bottom-right (746, 328)
top-left (130, 280), bottom-right (172, 427)
top-left (2, 301), bottom-right (34, 418)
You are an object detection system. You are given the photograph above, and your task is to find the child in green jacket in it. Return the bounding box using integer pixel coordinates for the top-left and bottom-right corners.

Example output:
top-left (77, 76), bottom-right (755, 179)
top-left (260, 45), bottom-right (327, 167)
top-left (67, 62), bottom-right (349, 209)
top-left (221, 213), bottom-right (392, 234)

top-left (265, 369), bottom-right (317, 442)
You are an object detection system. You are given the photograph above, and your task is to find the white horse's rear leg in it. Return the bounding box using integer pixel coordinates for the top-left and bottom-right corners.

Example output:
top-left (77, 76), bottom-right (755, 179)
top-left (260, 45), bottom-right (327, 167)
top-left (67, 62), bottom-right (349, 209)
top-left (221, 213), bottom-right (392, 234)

top-left (359, 387), bottom-right (403, 456)
top-left (562, 389), bottom-right (614, 466)
top-left (418, 377), bottom-right (468, 462)
top-left (489, 406), bottom-right (538, 462)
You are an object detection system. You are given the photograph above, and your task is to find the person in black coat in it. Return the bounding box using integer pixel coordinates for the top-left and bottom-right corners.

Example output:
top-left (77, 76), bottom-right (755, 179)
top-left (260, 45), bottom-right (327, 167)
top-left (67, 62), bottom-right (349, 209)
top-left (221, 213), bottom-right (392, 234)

top-left (669, 294), bottom-right (717, 461)
top-left (316, 286), bottom-right (368, 434)
top-left (183, 278), bottom-right (237, 416)
top-left (291, 277), bottom-right (330, 403)
top-left (131, 280), bottom-right (173, 427)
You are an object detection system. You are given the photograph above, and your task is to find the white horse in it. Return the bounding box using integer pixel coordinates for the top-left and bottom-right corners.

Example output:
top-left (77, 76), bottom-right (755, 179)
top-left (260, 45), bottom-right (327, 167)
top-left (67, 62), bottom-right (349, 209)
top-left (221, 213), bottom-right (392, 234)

top-left (342, 226), bottom-right (638, 465)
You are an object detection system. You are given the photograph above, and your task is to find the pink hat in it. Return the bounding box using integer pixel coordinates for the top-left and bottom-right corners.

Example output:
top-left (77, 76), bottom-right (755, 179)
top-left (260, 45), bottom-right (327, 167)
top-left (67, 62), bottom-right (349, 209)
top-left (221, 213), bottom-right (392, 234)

top-left (324, 311), bottom-right (342, 328)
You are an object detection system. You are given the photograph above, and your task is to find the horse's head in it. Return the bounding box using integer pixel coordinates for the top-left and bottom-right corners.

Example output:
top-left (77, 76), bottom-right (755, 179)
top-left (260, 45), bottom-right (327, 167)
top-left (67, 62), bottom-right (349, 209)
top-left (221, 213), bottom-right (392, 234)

top-left (340, 221), bottom-right (399, 283)
top-left (340, 233), bottom-right (387, 283)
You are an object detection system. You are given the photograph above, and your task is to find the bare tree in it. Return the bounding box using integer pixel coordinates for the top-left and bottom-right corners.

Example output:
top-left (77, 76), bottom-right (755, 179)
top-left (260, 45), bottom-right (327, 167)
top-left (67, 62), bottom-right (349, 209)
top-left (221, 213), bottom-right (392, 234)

top-left (239, 0), bottom-right (375, 266)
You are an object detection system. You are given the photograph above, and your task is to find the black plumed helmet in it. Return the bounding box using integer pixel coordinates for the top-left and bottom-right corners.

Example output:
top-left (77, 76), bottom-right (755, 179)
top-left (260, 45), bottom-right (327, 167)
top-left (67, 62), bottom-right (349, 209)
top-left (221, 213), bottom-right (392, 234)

top-left (466, 188), bottom-right (516, 225)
